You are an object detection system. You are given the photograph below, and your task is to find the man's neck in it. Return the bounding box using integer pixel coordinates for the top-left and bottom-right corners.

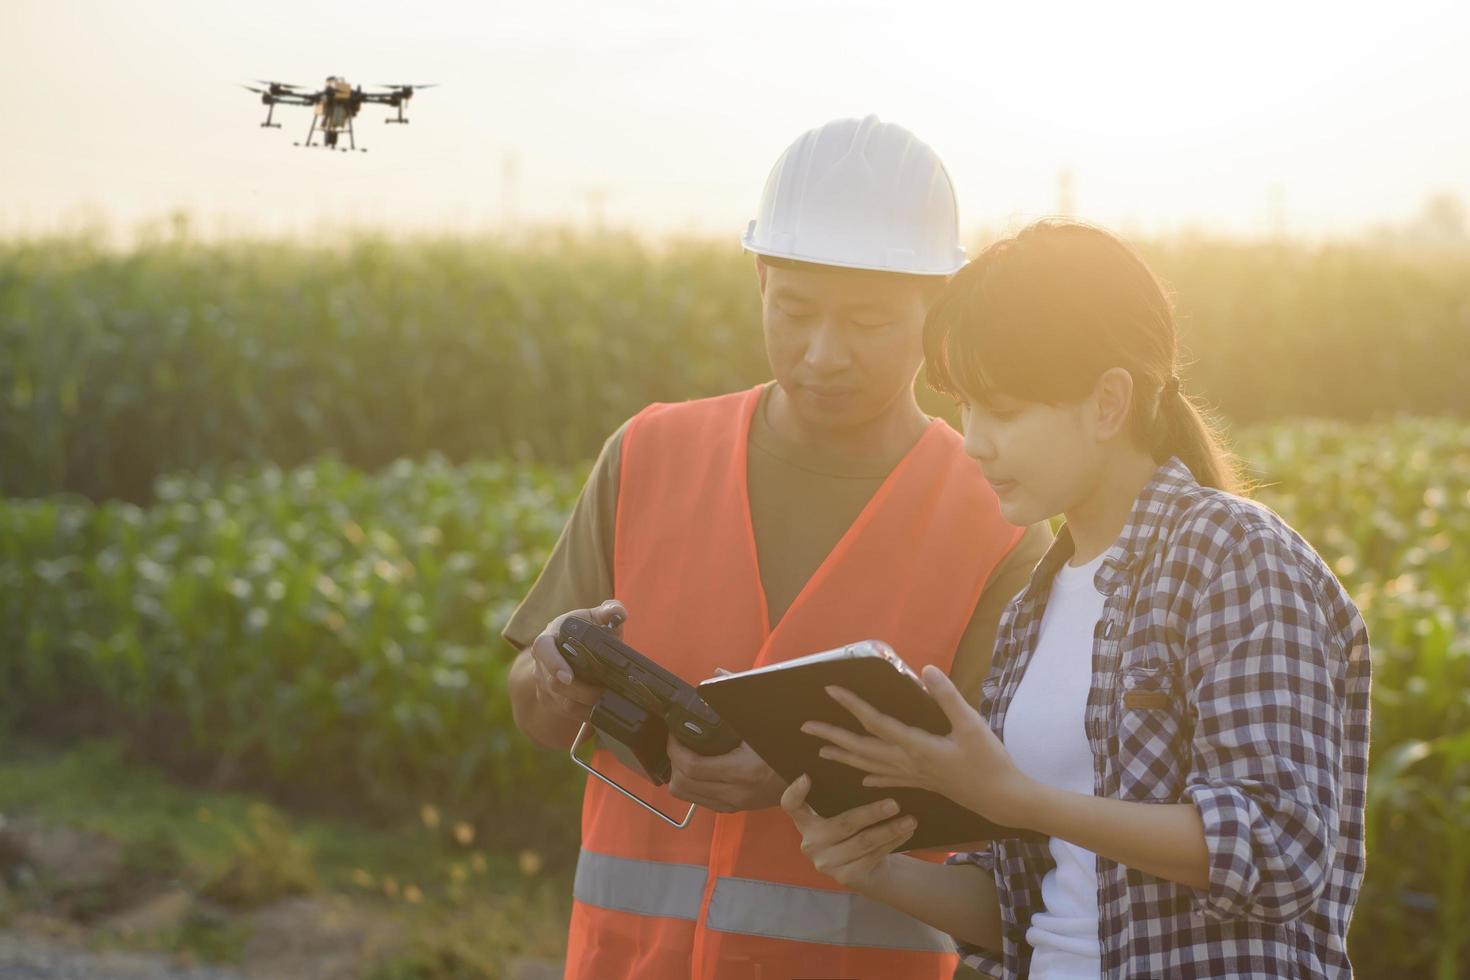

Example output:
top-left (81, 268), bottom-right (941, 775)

top-left (764, 383), bottom-right (930, 462)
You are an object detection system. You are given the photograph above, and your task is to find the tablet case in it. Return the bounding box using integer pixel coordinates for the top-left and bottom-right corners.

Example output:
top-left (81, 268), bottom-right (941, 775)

top-left (698, 641), bottom-right (1043, 851)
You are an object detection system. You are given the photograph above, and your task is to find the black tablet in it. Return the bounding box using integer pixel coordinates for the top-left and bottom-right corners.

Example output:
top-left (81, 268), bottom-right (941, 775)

top-left (698, 641), bottom-right (1042, 850)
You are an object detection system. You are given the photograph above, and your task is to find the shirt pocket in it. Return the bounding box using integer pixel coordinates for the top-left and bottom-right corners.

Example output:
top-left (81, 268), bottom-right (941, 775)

top-left (1115, 664), bottom-right (1189, 802)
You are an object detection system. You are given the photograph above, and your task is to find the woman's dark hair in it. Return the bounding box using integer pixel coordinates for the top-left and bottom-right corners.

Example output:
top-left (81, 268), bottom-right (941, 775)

top-left (923, 220), bottom-right (1243, 494)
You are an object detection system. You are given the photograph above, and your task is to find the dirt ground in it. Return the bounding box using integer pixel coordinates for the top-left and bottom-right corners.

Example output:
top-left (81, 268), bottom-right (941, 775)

top-left (0, 813), bottom-right (564, 979)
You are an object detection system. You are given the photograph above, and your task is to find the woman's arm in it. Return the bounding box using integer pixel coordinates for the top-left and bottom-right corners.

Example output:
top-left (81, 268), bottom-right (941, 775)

top-left (1168, 524), bottom-right (1364, 924)
top-left (869, 854), bottom-right (1004, 951)
top-left (779, 776), bottom-right (1004, 952)
top-left (806, 670), bottom-right (1212, 893)
top-left (809, 519), bottom-right (1364, 925)
top-left (1011, 787), bottom-right (1209, 891)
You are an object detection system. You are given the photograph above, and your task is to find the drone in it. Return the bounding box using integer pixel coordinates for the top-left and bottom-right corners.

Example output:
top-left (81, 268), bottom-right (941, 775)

top-left (242, 77), bottom-right (437, 152)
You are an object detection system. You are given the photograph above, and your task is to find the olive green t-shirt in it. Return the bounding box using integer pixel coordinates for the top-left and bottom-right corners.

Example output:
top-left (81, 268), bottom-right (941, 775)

top-left (502, 384), bottom-right (1052, 707)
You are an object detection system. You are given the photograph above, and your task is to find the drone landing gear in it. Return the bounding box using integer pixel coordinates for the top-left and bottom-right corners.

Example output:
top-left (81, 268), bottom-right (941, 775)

top-left (294, 120), bottom-right (365, 151)
top-left (337, 118), bottom-right (366, 152)
top-left (386, 103), bottom-right (410, 125)
top-left (259, 102), bottom-right (282, 129)
top-left (298, 114), bottom-right (320, 148)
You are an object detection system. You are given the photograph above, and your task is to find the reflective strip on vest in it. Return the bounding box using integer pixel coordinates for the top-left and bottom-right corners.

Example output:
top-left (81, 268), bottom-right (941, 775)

top-left (574, 850), bottom-right (708, 921)
top-left (707, 876), bottom-right (956, 953)
top-left (574, 851), bottom-right (955, 954)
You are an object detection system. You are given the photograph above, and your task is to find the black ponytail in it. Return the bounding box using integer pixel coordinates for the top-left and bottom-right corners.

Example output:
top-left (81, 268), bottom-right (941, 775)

top-left (1149, 378), bottom-right (1245, 495)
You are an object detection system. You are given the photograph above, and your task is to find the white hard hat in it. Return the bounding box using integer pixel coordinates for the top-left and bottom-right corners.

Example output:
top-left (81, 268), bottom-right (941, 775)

top-left (741, 115), bottom-right (965, 276)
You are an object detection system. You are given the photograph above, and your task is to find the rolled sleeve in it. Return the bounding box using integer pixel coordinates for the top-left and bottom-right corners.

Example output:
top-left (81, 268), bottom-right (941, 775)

top-left (944, 846), bottom-right (996, 873)
top-left (1183, 777), bottom-right (1331, 923)
top-left (1177, 524), bottom-right (1343, 925)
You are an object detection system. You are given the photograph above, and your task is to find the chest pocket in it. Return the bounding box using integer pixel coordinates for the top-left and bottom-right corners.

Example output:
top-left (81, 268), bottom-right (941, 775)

top-left (1115, 664), bottom-right (1190, 802)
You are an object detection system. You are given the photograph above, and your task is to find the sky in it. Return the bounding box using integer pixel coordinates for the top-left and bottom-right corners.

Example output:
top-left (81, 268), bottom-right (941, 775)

top-left (3, 0), bottom-right (1467, 242)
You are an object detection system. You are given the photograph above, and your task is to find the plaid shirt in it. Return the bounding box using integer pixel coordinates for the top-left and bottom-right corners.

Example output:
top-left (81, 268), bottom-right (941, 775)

top-left (948, 457), bottom-right (1370, 979)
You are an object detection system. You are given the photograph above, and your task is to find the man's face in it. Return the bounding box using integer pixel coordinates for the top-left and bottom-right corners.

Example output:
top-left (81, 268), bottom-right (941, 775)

top-left (757, 260), bottom-right (931, 435)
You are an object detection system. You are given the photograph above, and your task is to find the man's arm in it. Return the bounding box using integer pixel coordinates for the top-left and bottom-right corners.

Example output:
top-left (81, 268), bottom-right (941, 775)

top-left (508, 649), bottom-right (574, 748)
top-left (949, 521), bottom-right (1053, 706)
top-left (503, 424), bottom-right (626, 749)
top-left (509, 602), bottom-right (625, 750)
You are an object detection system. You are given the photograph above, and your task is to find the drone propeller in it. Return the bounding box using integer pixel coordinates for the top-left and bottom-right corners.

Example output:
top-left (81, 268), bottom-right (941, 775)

top-left (371, 83), bottom-right (439, 91)
top-left (252, 80), bottom-right (316, 98)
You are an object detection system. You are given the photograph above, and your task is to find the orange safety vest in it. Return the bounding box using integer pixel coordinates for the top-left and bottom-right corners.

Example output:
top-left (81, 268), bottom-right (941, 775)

top-left (565, 385), bottom-right (1022, 980)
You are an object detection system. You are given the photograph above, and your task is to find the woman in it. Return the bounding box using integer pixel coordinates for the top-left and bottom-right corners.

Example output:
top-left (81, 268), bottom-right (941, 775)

top-left (782, 221), bottom-right (1370, 978)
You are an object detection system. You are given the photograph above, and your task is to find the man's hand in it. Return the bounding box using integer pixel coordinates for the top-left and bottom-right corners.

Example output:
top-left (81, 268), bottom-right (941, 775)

top-left (666, 735), bottom-right (787, 813)
top-left (524, 599), bottom-right (626, 728)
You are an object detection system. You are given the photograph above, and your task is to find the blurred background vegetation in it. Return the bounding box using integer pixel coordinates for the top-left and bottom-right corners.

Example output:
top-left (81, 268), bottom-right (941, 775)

top-left (2, 232), bottom-right (1467, 978)
top-left (3, 233), bottom-right (1467, 502)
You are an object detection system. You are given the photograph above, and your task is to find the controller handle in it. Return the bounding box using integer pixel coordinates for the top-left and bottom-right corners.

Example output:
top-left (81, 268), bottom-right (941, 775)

top-left (667, 689), bottom-right (744, 756)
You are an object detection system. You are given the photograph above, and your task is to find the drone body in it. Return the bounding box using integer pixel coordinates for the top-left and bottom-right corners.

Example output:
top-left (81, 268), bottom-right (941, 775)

top-left (243, 77), bottom-right (437, 151)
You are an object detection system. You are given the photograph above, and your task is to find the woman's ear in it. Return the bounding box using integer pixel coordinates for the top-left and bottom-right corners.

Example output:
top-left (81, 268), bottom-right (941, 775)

top-left (1092, 367), bottom-right (1135, 441)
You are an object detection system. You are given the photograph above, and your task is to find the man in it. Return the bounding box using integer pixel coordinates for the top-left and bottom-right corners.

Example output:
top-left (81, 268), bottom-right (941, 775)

top-left (504, 115), bottom-right (1050, 980)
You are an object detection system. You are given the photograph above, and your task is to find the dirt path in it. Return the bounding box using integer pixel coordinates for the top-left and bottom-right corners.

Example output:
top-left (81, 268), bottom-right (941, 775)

top-left (0, 930), bottom-right (247, 980)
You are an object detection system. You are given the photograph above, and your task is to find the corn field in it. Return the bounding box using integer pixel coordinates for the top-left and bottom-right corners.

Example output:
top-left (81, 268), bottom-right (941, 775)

top-left (1, 232), bottom-right (1467, 977)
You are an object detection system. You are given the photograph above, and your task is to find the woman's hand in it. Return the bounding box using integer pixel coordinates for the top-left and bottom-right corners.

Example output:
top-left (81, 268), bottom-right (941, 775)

top-left (779, 774), bottom-right (916, 893)
top-left (801, 664), bottom-right (1037, 829)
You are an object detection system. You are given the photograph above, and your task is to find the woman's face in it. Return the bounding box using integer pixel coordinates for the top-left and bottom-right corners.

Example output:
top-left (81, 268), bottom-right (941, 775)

top-left (958, 389), bottom-right (1105, 527)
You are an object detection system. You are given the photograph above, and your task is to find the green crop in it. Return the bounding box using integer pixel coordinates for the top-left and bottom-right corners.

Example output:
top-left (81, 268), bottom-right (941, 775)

top-left (0, 454), bottom-right (587, 849)
top-left (1239, 418), bottom-right (1470, 979)
top-left (1, 416), bottom-right (1466, 976)
top-left (2, 233), bottom-right (1467, 502)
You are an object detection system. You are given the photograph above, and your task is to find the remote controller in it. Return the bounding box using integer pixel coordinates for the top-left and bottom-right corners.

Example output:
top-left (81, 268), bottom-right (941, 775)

top-left (557, 616), bottom-right (743, 757)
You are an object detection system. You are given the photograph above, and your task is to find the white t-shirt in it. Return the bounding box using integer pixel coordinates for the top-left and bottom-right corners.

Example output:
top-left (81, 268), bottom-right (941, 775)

top-left (1004, 551), bottom-right (1106, 979)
